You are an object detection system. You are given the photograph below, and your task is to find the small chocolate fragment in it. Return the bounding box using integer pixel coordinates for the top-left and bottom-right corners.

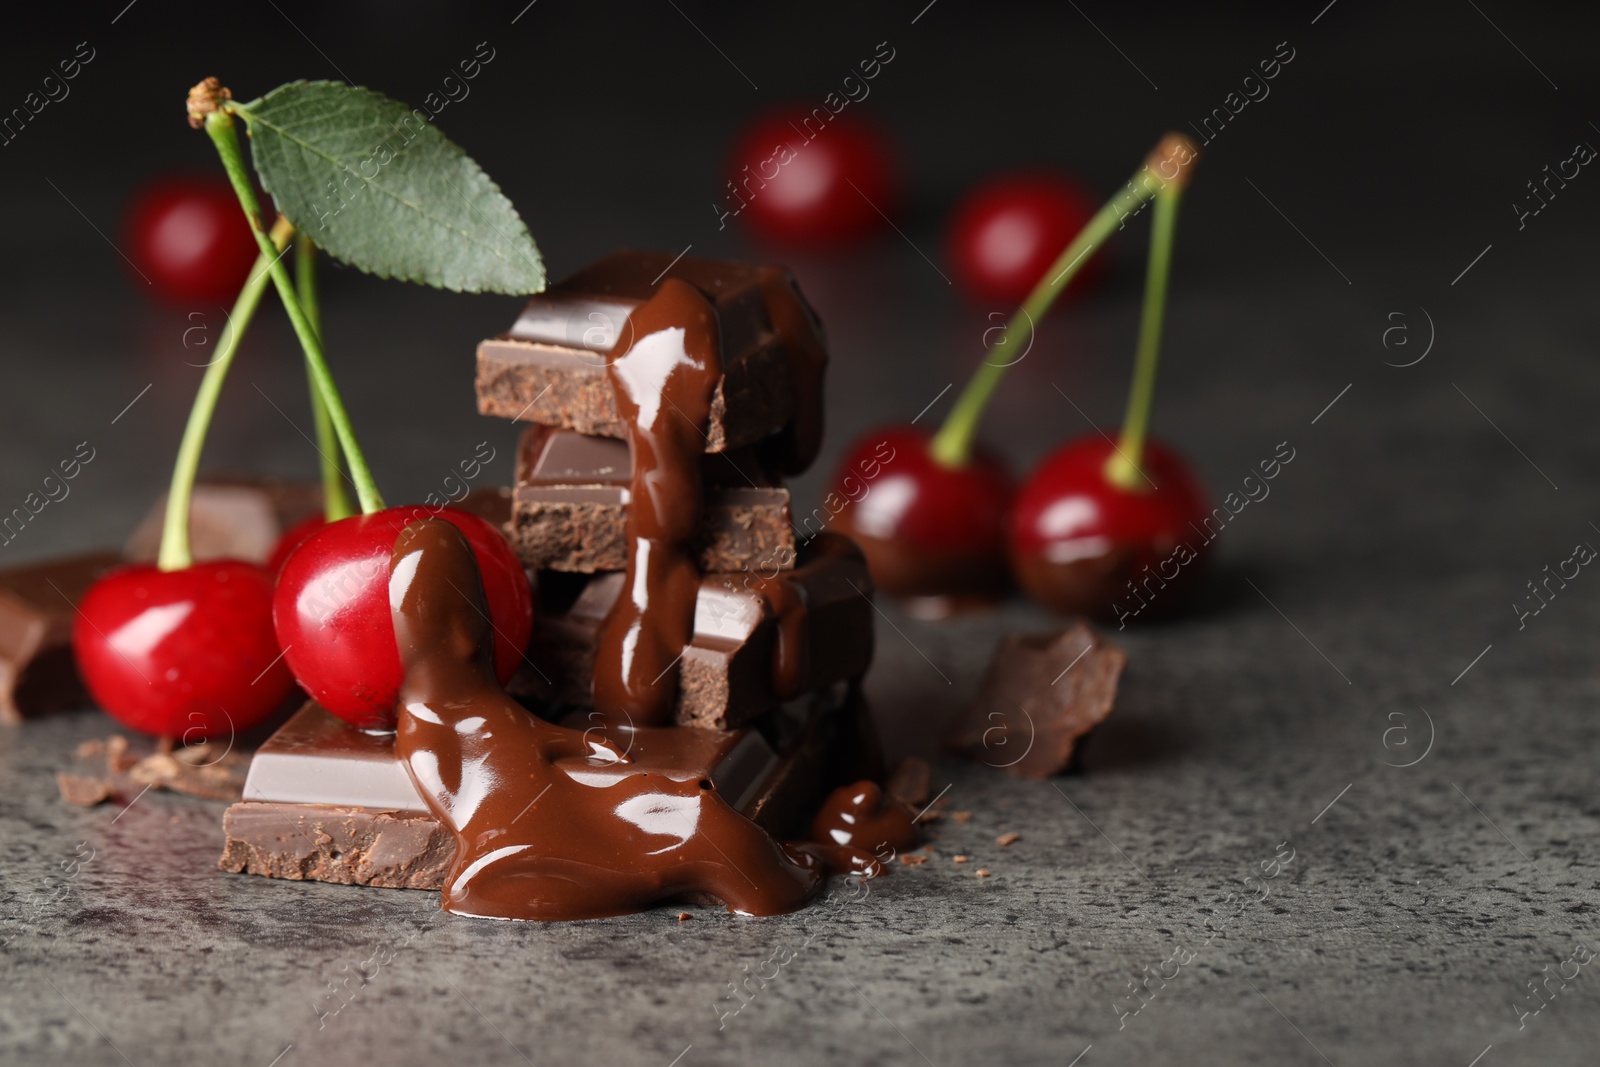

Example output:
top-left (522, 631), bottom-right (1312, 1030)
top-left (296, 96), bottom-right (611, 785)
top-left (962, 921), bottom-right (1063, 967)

top-left (0, 551), bottom-right (121, 723)
top-left (510, 424), bottom-right (794, 574)
top-left (513, 534), bottom-right (874, 729)
top-left (475, 252), bottom-right (825, 461)
top-left (886, 755), bottom-right (932, 807)
top-left (125, 478), bottom-right (321, 564)
top-left (56, 734), bottom-right (250, 805)
top-left (945, 623), bottom-right (1125, 778)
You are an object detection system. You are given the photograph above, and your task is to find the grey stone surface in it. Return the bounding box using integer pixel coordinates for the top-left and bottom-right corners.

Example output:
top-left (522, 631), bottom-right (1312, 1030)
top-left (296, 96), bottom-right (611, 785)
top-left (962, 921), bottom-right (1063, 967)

top-left (4, 3), bottom-right (1600, 1065)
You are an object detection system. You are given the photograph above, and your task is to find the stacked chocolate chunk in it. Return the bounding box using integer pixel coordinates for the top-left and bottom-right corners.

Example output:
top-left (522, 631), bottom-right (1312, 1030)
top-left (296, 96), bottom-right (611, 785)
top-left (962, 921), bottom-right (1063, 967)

top-left (222, 252), bottom-right (882, 895)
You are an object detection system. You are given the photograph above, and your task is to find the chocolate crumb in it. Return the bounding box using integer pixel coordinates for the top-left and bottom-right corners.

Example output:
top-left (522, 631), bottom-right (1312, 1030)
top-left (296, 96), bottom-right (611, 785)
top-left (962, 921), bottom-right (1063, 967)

top-left (899, 854), bottom-right (928, 866)
top-left (952, 811), bottom-right (972, 824)
top-left (56, 772), bottom-right (113, 807)
top-left (975, 868), bottom-right (991, 878)
top-left (74, 739), bottom-right (105, 760)
top-left (996, 831), bottom-right (1020, 847)
top-left (677, 912), bottom-right (693, 921)
top-left (886, 756), bottom-right (932, 806)
top-left (953, 855), bottom-right (970, 864)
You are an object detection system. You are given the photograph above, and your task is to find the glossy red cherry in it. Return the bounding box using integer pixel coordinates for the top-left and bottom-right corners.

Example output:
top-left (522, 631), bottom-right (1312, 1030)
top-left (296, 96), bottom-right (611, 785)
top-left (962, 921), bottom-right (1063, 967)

top-left (726, 109), bottom-right (896, 247)
top-left (267, 513), bottom-right (325, 575)
top-left (72, 560), bottom-right (293, 739)
top-left (829, 426), bottom-right (1013, 601)
top-left (947, 173), bottom-right (1102, 306)
top-left (273, 506), bottom-right (532, 730)
top-left (1009, 435), bottom-right (1210, 623)
top-left (123, 176), bottom-right (262, 306)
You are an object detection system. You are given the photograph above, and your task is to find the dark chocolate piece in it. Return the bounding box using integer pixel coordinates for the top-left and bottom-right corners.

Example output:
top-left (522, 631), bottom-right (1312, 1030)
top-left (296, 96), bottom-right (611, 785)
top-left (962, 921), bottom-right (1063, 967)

top-left (0, 551), bottom-right (120, 723)
top-left (510, 424), bottom-right (794, 574)
top-left (945, 624), bottom-right (1126, 779)
top-left (513, 533), bottom-right (874, 730)
top-left (125, 478), bottom-right (322, 565)
top-left (475, 252), bottom-right (826, 466)
top-left (220, 804), bottom-right (454, 889)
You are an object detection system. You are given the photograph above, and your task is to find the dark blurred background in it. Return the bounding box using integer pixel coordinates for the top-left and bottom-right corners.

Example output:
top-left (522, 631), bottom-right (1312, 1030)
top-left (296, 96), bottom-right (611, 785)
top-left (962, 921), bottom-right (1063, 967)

top-left (3, 0), bottom-right (1597, 613)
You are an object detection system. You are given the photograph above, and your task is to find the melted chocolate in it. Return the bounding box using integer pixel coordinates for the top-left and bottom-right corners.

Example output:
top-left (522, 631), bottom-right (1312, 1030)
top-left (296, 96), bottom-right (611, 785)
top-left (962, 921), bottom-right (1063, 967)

top-left (810, 780), bottom-right (919, 853)
top-left (592, 279), bottom-right (723, 725)
top-left (390, 517), bottom-right (824, 920)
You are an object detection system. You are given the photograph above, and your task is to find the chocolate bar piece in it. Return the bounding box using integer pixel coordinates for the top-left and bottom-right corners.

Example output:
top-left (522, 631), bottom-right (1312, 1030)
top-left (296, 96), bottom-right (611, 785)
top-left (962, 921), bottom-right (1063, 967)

top-left (509, 424), bottom-right (794, 573)
top-left (512, 533), bottom-right (874, 730)
top-left (475, 251), bottom-right (821, 456)
top-left (125, 478), bottom-right (322, 565)
top-left (945, 624), bottom-right (1126, 779)
top-left (219, 686), bottom-right (877, 890)
top-left (0, 551), bottom-right (121, 723)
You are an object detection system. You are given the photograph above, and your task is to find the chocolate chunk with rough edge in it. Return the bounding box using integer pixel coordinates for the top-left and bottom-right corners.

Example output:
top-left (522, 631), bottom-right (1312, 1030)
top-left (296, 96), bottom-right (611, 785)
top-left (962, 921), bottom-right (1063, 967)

top-left (945, 624), bottom-right (1126, 779)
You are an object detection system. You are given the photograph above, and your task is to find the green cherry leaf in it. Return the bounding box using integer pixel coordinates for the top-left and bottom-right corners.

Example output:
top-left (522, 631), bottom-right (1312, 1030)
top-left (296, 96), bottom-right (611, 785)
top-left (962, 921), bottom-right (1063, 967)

top-left (235, 81), bottom-right (544, 295)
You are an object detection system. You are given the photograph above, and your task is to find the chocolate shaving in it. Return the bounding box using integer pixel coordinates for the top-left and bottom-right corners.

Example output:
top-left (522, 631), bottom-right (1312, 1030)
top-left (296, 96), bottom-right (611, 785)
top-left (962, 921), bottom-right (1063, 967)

top-left (57, 735), bottom-right (250, 807)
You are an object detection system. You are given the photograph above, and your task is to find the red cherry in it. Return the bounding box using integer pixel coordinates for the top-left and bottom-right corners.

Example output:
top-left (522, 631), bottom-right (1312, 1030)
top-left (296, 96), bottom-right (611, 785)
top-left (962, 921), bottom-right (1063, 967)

top-left (72, 560), bottom-right (293, 739)
top-left (272, 506), bottom-right (533, 730)
top-left (726, 109), bottom-right (896, 247)
top-left (1009, 435), bottom-right (1211, 622)
top-left (947, 173), bottom-right (1102, 306)
top-left (267, 513), bottom-right (326, 576)
top-left (829, 426), bottom-right (1013, 600)
top-left (123, 176), bottom-right (261, 305)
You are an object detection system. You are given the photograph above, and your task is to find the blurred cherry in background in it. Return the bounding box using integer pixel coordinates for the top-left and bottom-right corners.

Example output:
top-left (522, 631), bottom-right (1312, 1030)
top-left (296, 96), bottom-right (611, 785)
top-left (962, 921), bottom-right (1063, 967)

top-left (726, 109), bottom-right (897, 248)
top-left (947, 173), bottom-right (1101, 306)
top-left (123, 176), bottom-right (261, 305)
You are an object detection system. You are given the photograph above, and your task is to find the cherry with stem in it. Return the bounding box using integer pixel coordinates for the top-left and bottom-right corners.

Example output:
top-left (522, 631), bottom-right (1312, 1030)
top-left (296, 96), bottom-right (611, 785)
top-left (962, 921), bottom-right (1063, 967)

top-left (76, 221), bottom-right (300, 738)
top-left (1010, 134), bottom-right (1211, 622)
top-left (831, 134), bottom-right (1199, 608)
top-left (196, 83), bottom-right (533, 729)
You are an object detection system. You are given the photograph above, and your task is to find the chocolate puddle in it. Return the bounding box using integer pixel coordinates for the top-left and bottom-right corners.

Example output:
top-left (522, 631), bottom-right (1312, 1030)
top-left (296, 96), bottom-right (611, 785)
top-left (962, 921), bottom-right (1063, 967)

top-left (592, 278), bottom-right (723, 725)
top-left (390, 517), bottom-right (826, 920)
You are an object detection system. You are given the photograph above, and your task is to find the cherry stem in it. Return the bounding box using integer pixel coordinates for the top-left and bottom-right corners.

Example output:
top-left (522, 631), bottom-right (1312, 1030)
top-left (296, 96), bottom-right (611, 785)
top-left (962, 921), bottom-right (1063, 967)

top-left (294, 235), bottom-right (355, 521)
top-left (157, 217), bottom-right (295, 572)
top-left (1106, 182), bottom-right (1182, 491)
top-left (202, 106), bottom-right (385, 514)
top-left (929, 179), bottom-right (1148, 468)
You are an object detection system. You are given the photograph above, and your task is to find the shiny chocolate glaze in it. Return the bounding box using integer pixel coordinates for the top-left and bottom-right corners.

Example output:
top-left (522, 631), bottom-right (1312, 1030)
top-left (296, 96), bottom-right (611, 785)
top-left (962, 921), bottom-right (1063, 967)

top-left (592, 278), bottom-right (723, 725)
top-left (806, 780), bottom-right (920, 874)
top-left (390, 517), bottom-right (825, 920)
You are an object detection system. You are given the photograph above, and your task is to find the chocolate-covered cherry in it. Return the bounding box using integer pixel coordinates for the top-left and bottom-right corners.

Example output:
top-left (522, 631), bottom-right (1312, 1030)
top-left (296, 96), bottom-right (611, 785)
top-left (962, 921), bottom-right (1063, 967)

top-left (830, 426), bottom-right (1013, 603)
top-left (1009, 436), bottom-right (1209, 622)
top-left (273, 506), bottom-right (532, 730)
top-left (725, 109), bottom-right (896, 247)
top-left (74, 561), bottom-right (292, 738)
top-left (947, 173), bottom-right (1102, 306)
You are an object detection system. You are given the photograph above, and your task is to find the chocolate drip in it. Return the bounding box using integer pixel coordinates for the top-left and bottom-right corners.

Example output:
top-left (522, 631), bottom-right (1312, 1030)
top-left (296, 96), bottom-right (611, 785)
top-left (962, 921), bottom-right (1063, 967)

top-left (805, 780), bottom-right (920, 874)
top-left (592, 279), bottom-right (724, 725)
top-left (757, 267), bottom-right (828, 475)
top-left (390, 517), bottom-right (823, 920)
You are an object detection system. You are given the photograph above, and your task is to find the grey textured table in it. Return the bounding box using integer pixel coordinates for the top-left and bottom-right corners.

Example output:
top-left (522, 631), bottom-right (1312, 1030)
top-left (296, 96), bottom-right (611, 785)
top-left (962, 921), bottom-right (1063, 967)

top-left (4, 3), bottom-right (1600, 1065)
